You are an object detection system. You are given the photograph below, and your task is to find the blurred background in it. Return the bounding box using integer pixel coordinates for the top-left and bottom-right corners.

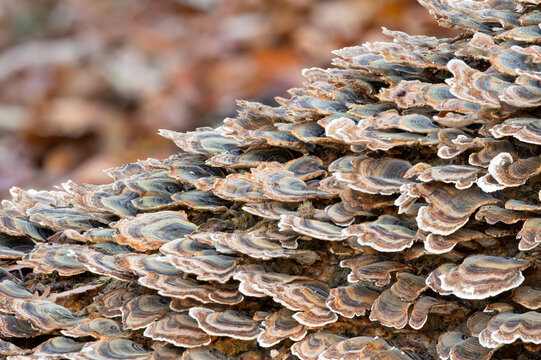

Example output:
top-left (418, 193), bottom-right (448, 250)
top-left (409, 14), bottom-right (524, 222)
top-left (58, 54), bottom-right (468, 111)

top-left (0, 0), bottom-right (458, 198)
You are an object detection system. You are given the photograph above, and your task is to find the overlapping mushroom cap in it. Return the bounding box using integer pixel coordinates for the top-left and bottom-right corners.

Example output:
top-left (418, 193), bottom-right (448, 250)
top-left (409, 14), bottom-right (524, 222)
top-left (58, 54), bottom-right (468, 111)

top-left (1, 1), bottom-right (541, 359)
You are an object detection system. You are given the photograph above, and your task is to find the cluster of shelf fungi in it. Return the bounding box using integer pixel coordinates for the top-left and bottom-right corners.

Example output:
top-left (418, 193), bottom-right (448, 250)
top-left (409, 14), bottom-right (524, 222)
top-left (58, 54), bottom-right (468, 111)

top-left (1, 0), bottom-right (541, 359)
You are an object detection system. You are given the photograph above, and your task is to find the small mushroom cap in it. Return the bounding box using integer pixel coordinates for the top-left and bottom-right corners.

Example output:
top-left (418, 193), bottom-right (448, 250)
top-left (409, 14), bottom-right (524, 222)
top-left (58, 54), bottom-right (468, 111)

top-left (474, 205), bottom-right (528, 225)
top-left (391, 272), bottom-right (427, 302)
top-left (334, 156), bottom-right (412, 195)
top-left (257, 308), bottom-right (307, 347)
top-left (0, 280), bottom-right (33, 301)
top-left (290, 332), bottom-right (348, 360)
top-left (424, 228), bottom-right (488, 254)
top-left (178, 346), bottom-right (230, 360)
top-left (188, 307), bottom-right (262, 340)
top-left (29, 336), bottom-right (85, 358)
top-left (121, 295), bottom-right (170, 330)
top-left (438, 331), bottom-right (496, 360)
top-left (112, 211), bottom-right (198, 251)
top-left (340, 256), bottom-right (412, 286)
top-left (467, 312), bottom-right (493, 337)
top-left (166, 250), bottom-right (239, 283)
top-left (326, 283), bottom-right (379, 318)
top-left (414, 184), bottom-right (498, 235)
top-left (344, 215), bottom-right (417, 252)
top-left (143, 312), bottom-right (211, 348)
top-left (159, 129), bottom-right (241, 157)
top-left (93, 288), bottom-right (136, 318)
top-left (517, 218), bottom-right (541, 251)
top-left (171, 190), bottom-right (232, 212)
top-left (369, 289), bottom-right (412, 329)
top-left (479, 311), bottom-right (541, 348)
top-left (61, 318), bottom-right (129, 339)
top-left (279, 215), bottom-right (348, 241)
top-left (70, 339), bottom-right (150, 360)
top-left (427, 255), bottom-right (530, 299)
top-left (0, 315), bottom-right (39, 337)
top-left (409, 296), bottom-right (465, 330)
top-left (7, 299), bottom-right (86, 332)
top-left (513, 285), bottom-right (541, 310)
top-left (18, 243), bottom-right (87, 276)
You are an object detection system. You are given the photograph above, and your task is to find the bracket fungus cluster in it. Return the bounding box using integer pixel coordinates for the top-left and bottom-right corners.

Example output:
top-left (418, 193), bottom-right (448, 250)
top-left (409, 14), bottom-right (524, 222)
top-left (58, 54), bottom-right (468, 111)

top-left (2, 0), bottom-right (541, 359)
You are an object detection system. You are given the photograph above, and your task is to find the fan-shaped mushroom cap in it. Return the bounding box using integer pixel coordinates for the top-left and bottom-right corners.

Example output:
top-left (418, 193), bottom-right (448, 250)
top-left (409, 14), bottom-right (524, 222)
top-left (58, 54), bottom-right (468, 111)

top-left (290, 332), bottom-right (348, 360)
top-left (409, 296), bottom-right (465, 330)
top-left (517, 218), bottom-right (541, 251)
top-left (437, 331), bottom-right (495, 360)
top-left (319, 336), bottom-right (417, 360)
top-left (284, 156), bottom-right (326, 180)
top-left (206, 148), bottom-right (295, 168)
top-left (188, 308), bottom-right (261, 340)
top-left (17, 337), bottom-right (85, 359)
top-left (212, 174), bottom-right (268, 202)
top-left (513, 285), bottom-right (541, 310)
top-left (171, 190), bottom-right (231, 212)
top-left (413, 183), bottom-right (498, 235)
top-left (326, 283), bottom-right (379, 318)
top-left (467, 312), bottom-right (493, 337)
top-left (369, 289), bottom-right (412, 329)
top-left (343, 215), bottom-right (417, 252)
top-left (61, 318), bottom-right (129, 339)
top-left (7, 299), bottom-right (86, 332)
top-left (143, 312), bottom-right (211, 347)
top-left (474, 205), bottom-right (528, 225)
top-left (149, 342), bottom-right (184, 360)
top-left (72, 248), bottom-right (135, 281)
top-left (233, 267), bottom-right (307, 297)
top-left (490, 117), bottom-right (541, 145)
top-left (0, 315), bottom-right (39, 337)
top-left (112, 211), bottom-right (198, 251)
top-left (0, 280), bottom-right (33, 301)
top-left (67, 339), bottom-right (150, 360)
top-left (279, 215), bottom-right (348, 241)
top-left (424, 228), bottom-right (488, 254)
top-left (166, 250), bottom-right (239, 283)
top-left (340, 256), bottom-right (411, 286)
top-left (391, 272), bottom-right (427, 302)
top-left (0, 339), bottom-right (26, 356)
top-left (93, 288), bottom-right (136, 318)
top-left (178, 346), bottom-right (230, 360)
top-left (18, 243), bottom-right (87, 276)
top-left (121, 295), bottom-right (170, 330)
top-left (427, 255), bottom-right (530, 299)
top-left (257, 308), bottom-right (307, 347)
top-left (479, 311), bottom-right (541, 348)
top-left (159, 129), bottom-right (241, 157)
top-left (334, 156), bottom-right (412, 195)
top-left (404, 163), bottom-right (481, 189)
top-left (478, 153), bottom-right (541, 192)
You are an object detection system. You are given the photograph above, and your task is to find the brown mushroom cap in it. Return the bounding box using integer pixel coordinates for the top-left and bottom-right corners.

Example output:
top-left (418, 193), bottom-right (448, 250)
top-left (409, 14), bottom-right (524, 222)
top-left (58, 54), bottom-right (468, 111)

top-left (67, 339), bottom-right (150, 360)
top-left (424, 228), bottom-right (488, 254)
top-left (479, 311), bottom-right (541, 348)
top-left (512, 285), bottom-right (541, 310)
top-left (121, 295), bottom-right (170, 330)
top-left (517, 218), bottom-right (541, 251)
top-left (93, 288), bottom-right (136, 318)
top-left (279, 215), bottom-right (348, 241)
top-left (257, 308), bottom-right (307, 347)
top-left (188, 307), bottom-right (262, 340)
top-left (391, 272), bottom-right (427, 302)
top-left (112, 211), bottom-right (198, 251)
top-left (290, 332), bottom-right (348, 360)
top-left (413, 184), bottom-right (498, 235)
top-left (143, 312), bottom-right (212, 348)
top-left (427, 255), bottom-right (530, 299)
top-left (333, 156), bottom-right (413, 195)
top-left (326, 283), bottom-right (379, 318)
top-left (409, 296), bottom-right (465, 330)
top-left (340, 256), bottom-right (412, 286)
top-left (437, 331), bottom-right (495, 360)
top-left (61, 318), bottom-right (129, 339)
top-left (369, 289), bottom-right (412, 329)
